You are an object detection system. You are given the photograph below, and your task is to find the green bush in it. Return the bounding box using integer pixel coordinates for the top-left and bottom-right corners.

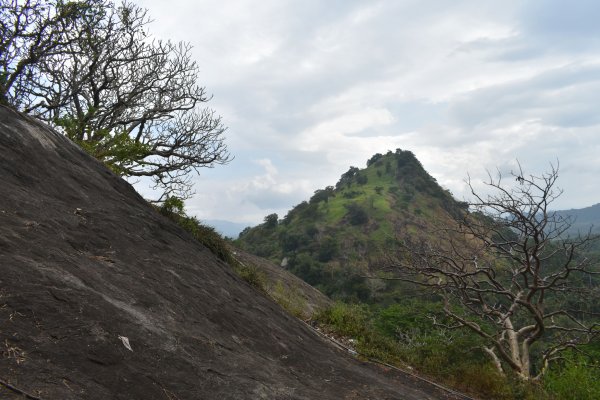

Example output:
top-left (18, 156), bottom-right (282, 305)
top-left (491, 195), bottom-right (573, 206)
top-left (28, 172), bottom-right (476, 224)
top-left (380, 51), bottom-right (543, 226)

top-left (356, 174), bottom-right (368, 185)
top-left (345, 203), bottom-right (368, 225)
top-left (158, 197), bottom-right (233, 264)
top-left (234, 264), bottom-right (267, 293)
top-left (315, 301), bottom-right (557, 400)
top-left (453, 364), bottom-right (517, 399)
top-left (317, 237), bottom-right (338, 262)
top-left (57, 114), bottom-right (151, 176)
top-left (271, 281), bottom-right (307, 319)
top-left (263, 213), bottom-right (278, 228)
top-left (544, 355), bottom-right (600, 400)
top-left (289, 253), bottom-right (323, 286)
top-left (315, 303), bottom-right (402, 364)
top-left (317, 303), bottom-right (370, 337)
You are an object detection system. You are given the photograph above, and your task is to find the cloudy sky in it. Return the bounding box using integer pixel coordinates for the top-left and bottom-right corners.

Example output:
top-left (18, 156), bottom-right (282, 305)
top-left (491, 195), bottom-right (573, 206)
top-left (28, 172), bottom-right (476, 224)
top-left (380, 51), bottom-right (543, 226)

top-left (136, 0), bottom-right (600, 229)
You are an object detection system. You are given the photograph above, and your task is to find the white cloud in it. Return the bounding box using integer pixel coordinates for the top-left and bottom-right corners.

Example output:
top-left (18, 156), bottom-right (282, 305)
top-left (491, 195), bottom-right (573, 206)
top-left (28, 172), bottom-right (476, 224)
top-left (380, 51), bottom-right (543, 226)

top-left (133, 0), bottom-right (600, 223)
top-left (185, 158), bottom-right (312, 223)
top-left (297, 108), bottom-right (395, 149)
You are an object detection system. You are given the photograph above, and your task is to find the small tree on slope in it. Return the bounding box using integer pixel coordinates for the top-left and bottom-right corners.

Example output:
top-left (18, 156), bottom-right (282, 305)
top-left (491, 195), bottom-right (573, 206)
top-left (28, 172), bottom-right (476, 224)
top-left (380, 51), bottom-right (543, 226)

top-left (388, 163), bottom-right (600, 380)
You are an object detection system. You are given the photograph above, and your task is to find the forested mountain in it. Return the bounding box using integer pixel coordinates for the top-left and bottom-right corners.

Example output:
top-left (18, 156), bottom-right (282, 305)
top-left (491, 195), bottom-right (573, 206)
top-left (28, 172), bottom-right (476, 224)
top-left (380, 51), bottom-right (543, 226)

top-left (235, 149), bottom-right (468, 301)
top-left (553, 203), bottom-right (600, 236)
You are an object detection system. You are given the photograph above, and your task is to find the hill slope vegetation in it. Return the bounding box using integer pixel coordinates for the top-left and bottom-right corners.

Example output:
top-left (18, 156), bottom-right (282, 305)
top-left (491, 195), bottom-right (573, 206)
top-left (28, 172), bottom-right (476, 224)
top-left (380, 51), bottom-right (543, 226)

top-left (236, 150), bottom-right (468, 302)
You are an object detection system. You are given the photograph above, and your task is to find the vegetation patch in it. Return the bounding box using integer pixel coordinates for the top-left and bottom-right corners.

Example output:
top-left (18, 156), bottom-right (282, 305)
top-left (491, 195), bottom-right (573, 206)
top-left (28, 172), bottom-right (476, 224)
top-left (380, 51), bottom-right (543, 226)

top-left (159, 197), bottom-right (234, 265)
top-left (233, 263), bottom-right (268, 293)
top-left (271, 281), bottom-right (308, 319)
top-left (314, 301), bottom-right (566, 400)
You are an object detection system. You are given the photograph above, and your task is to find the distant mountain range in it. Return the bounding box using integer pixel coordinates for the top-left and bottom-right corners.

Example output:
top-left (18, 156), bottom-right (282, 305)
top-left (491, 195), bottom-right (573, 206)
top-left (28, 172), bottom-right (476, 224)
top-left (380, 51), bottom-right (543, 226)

top-left (203, 219), bottom-right (249, 238)
top-left (553, 203), bottom-right (600, 236)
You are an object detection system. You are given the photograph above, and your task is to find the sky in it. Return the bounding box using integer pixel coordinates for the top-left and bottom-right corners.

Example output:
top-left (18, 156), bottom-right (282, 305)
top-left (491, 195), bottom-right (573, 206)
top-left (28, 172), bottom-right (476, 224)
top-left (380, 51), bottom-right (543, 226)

top-left (135, 0), bottom-right (600, 230)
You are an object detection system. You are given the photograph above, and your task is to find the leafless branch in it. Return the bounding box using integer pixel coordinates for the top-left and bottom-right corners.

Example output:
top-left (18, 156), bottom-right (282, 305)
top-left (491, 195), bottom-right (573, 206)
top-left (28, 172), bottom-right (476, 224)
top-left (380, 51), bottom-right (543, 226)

top-left (385, 163), bottom-right (600, 380)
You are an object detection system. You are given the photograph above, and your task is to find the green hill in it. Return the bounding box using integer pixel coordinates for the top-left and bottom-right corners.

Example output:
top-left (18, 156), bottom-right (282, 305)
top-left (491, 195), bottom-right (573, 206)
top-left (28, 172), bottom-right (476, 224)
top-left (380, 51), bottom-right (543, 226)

top-left (235, 149), bottom-right (468, 302)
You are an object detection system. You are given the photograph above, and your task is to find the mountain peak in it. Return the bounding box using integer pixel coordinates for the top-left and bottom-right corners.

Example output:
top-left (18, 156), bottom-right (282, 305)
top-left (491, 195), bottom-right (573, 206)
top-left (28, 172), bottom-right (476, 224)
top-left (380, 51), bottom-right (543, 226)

top-left (236, 149), bottom-right (467, 301)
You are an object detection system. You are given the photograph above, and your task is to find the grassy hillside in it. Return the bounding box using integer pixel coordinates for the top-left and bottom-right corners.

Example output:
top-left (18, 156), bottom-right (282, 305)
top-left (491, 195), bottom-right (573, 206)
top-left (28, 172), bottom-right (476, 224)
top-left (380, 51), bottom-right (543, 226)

top-left (235, 149), bottom-right (468, 301)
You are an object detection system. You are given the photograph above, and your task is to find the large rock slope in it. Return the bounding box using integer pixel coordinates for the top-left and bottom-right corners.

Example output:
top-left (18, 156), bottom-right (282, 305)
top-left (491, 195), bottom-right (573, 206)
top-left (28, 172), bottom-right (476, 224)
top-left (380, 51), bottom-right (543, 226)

top-left (0, 106), bottom-right (448, 399)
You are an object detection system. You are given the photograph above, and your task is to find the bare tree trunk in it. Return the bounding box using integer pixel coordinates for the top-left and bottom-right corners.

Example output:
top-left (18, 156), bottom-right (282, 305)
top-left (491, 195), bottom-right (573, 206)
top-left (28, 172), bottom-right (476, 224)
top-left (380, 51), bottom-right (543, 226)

top-left (386, 163), bottom-right (600, 380)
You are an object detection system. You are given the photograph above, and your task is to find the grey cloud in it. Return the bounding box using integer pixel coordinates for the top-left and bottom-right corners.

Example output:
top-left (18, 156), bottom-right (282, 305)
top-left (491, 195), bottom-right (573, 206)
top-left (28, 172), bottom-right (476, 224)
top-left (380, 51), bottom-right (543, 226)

top-left (521, 0), bottom-right (600, 38)
top-left (455, 36), bottom-right (546, 63)
top-left (449, 63), bottom-right (600, 129)
top-left (133, 0), bottom-right (600, 222)
top-left (517, 0), bottom-right (600, 54)
top-left (244, 189), bottom-right (306, 210)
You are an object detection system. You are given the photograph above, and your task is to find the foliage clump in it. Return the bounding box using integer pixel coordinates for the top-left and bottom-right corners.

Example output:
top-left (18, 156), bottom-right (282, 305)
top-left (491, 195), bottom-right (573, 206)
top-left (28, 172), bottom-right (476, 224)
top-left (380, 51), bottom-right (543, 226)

top-left (159, 197), bottom-right (233, 265)
top-left (315, 301), bottom-right (577, 399)
top-left (543, 352), bottom-right (600, 400)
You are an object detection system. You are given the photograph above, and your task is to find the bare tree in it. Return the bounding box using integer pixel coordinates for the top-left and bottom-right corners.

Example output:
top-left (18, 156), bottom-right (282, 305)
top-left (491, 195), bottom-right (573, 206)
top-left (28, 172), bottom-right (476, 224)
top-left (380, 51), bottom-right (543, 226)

top-left (0, 0), bottom-right (90, 106)
top-left (1, 0), bottom-right (229, 200)
top-left (387, 163), bottom-right (600, 380)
